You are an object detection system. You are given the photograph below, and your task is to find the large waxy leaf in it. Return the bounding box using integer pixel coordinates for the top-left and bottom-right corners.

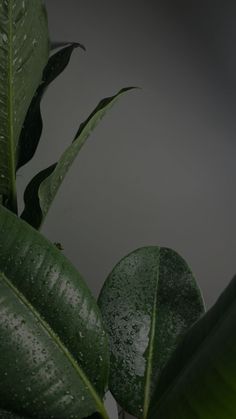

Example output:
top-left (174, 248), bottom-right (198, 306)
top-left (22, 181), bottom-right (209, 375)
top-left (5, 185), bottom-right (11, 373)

top-left (0, 271), bottom-right (107, 419)
top-left (0, 0), bottom-right (49, 212)
top-left (17, 42), bottom-right (85, 171)
top-left (0, 204), bottom-right (109, 419)
top-left (21, 87), bottom-right (135, 229)
top-left (0, 410), bottom-right (27, 419)
top-left (148, 275), bottom-right (236, 419)
top-left (98, 247), bottom-right (205, 418)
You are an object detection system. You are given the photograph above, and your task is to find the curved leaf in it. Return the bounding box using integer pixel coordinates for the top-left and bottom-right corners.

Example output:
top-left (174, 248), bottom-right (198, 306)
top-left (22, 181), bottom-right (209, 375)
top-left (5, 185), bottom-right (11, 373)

top-left (17, 42), bottom-right (85, 171)
top-left (0, 0), bottom-right (49, 212)
top-left (51, 41), bottom-right (85, 51)
top-left (0, 204), bottom-right (109, 418)
top-left (21, 87), bottom-right (136, 229)
top-left (20, 164), bottom-right (56, 228)
top-left (148, 275), bottom-right (236, 419)
top-left (98, 247), bottom-right (205, 418)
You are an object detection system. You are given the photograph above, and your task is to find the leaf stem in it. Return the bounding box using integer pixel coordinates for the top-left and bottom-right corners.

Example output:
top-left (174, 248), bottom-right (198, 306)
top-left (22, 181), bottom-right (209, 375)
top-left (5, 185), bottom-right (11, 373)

top-left (99, 405), bottom-right (110, 419)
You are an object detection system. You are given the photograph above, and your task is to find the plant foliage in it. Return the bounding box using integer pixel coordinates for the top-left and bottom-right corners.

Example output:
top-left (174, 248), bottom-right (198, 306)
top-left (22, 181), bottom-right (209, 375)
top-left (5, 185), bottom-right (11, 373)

top-left (0, 1), bottom-right (234, 419)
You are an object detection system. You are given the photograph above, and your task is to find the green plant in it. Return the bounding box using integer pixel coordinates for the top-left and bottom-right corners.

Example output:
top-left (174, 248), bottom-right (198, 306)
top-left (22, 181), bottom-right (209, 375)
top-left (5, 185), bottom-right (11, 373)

top-left (0, 1), bottom-right (235, 419)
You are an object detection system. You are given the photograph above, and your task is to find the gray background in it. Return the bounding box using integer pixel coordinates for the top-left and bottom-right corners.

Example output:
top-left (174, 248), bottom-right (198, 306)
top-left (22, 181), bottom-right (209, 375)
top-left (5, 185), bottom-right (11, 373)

top-left (17, 1), bottom-right (236, 417)
top-left (19, 1), bottom-right (236, 309)
top-left (19, 0), bottom-right (236, 305)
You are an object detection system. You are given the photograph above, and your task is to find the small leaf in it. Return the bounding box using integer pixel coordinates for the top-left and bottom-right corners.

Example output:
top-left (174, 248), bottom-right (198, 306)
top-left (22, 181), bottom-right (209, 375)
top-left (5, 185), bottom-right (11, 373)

top-left (17, 42), bottom-right (83, 170)
top-left (0, 204), bottom-right (109, 418)
top-left (148, 274), bottom-right (236, 419)
top-left (98, 246), bottom-right (205, 418)
top-left (21, 87), bottom-right (136, 229)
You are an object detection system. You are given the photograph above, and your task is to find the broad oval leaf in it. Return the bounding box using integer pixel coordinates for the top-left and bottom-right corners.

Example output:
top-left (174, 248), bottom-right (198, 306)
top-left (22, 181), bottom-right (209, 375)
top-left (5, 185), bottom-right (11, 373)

top-left (0, 204), bottom-right (109, 418)
top-left (98, 246), bottom-right (205, 418)
top-left (148, 275), bottom-right (236, 419)
top-left (17, 42), bottom-right (85, 171)
top-left (0, 271), bottom-right (107, 419)
top-left (21, 87), bottom-right (136, 229)
top-left (0, 0), bottom-right (49, 212)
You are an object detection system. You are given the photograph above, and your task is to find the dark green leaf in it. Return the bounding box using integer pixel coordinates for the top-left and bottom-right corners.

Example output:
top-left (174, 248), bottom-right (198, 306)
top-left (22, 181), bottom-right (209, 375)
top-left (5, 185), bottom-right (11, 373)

top-left (0, 0), bottom-right (49, 212)
top-left (20, 164), bottom-right (56, 228)
top-left (21, 87), bottom-right (136, 229)
top-left (148, 275), bottom-right (236, 419)
top-left (0, 410), bottom-right (28, 419)
top-left (98, 247), bottom-right (205, 418)
top-left (0, 205), bottom-right (109, 419)
top-left (17, 42), bottom-right (84, 170)
top-left (84, 413), bottom-right (103, 419)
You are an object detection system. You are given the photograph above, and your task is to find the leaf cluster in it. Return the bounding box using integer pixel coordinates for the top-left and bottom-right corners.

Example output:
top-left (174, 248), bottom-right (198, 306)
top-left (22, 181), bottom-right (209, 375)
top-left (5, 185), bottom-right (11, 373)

top-left (0, 2), bottom-right (235, 419)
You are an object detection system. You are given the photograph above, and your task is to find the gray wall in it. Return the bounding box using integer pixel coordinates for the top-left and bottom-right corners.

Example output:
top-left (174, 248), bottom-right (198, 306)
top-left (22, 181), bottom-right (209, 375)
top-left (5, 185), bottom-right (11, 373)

top-left (19, 1), bottom-right (236, 307)
top-left (17, 1), bottom-right (236, 417)
top-left (22, 0), bottom-right (236, 305)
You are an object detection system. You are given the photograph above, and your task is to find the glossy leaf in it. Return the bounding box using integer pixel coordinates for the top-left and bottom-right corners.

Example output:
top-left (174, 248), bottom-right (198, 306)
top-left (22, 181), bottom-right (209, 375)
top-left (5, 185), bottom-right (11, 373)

top-left (0, 205), bottom-right (109, 419)
top-left (21, 87), bottom-right (135, 229)
top-left (0, 410), bottom-right (27, 419)
top-left (148, 274), bottom-right (236, 419)
top-left (98, 246), bottom-right (205, 418)
top-left (17, 42), bottom-right (85, 171)
top-left (0, 0), bottom-right (49, 212)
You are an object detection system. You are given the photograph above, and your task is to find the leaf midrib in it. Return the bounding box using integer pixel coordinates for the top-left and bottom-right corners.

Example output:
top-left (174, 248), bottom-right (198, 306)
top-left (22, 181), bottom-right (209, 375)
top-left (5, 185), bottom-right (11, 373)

top-left (7, 0), bottom-right (17, 213)
top-left (143, 250), bottom-right (160, 419)
top-left (1, 273), bottom-right (108, 419)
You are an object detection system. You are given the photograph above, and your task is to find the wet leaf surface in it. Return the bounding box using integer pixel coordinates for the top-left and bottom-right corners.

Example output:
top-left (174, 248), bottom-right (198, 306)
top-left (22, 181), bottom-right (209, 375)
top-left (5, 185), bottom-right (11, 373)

top-left (0, 0), bottom-right (49, 212)
top-left (0, 205), bottom-right (109, 419)
top-left (98, 246), bottom-right (205, 418)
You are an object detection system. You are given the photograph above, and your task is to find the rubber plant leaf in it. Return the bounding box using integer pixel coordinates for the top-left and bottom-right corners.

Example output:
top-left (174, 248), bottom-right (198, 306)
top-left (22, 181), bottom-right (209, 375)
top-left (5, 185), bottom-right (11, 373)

top-left (0, 0), bottom-right (49, 213)
top-left (21, 87), bottom-right (135, 229)
top-left (98, 246), bottom-right (205, 418)
top-left (0, 410), bottom-right (28, 419)
top-left (17, 42), bottom-right (85, 171)
top-left (0, 205), bottom-right (109, 419)
top-left (148, 274), bottom-right (236, 419)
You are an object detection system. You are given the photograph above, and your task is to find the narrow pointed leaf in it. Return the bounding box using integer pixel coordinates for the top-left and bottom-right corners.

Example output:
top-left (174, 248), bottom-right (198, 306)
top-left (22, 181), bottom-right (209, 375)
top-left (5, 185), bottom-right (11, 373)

top-left (0, 0), bottom-right (49, 212)
top-left (17, 42), bottom-right (84, 170)
top-left (98, 247), bottom-right (205, 418)
top-left (51, 40), bottom-right (86, 51)
top-left (148, 275), bottom-right (236, 419)
top-left (0, 205), bottom-right (109, 418)
top-left (21, 87), bottom-right (136, 229)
